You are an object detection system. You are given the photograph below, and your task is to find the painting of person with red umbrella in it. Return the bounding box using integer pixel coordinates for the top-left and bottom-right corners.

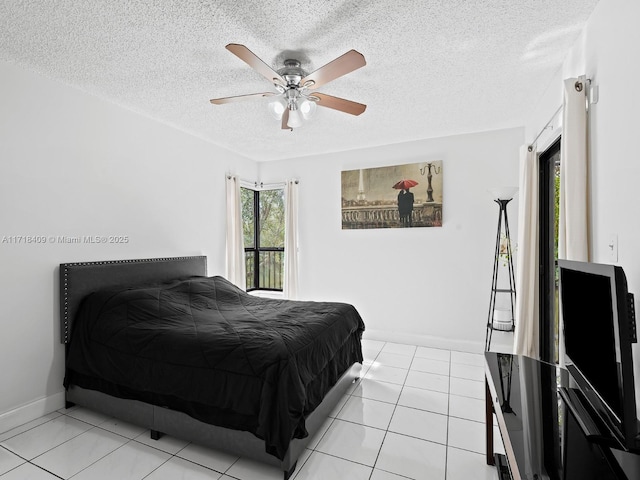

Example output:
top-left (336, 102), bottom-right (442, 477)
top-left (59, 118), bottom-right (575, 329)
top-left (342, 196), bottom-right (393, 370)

top-left (341, 161), bottom-right (442, 229)
top-left (393, 179), bottom-right (418, 227)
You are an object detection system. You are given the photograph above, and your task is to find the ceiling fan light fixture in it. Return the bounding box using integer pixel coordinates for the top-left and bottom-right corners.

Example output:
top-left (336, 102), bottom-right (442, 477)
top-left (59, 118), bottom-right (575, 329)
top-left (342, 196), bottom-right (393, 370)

top-left (299, 98), bottom-right (317, 119)
top-left (268, 97), bottom-right (287, 119)
top-left (287, 108), bottom-right (303, 128)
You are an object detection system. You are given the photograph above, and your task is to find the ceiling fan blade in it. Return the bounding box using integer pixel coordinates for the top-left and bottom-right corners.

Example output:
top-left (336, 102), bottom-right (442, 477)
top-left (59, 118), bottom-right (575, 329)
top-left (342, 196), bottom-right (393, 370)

top-left (226, 43), bottom-right (286, 86)
top-left (210, 92), bottom-right (276, 104)
top-left (313, 92), bottom-right (366, 116)
top-left (281, 108), bottom-right (292, 130)
top-left (301, 50), bottom-right (366, 89)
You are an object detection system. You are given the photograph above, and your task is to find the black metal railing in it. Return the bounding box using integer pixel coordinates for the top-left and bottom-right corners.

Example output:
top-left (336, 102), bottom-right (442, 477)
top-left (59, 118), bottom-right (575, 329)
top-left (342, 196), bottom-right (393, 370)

top-left (245, 249), bottom-right (284, 291)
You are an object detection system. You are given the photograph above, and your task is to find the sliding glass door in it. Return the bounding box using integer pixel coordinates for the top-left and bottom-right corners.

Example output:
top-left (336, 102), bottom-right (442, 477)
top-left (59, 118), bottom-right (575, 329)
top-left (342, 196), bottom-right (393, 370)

top-left (539, 138), bottom-right (561, 363)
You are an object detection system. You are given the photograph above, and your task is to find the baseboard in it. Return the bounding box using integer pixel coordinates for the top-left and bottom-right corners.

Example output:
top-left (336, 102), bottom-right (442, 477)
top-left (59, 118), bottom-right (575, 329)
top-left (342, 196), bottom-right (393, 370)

top-left (0, 391), bottom-right (65, 434)
top-left (363, 329), bottom-right (485, 354)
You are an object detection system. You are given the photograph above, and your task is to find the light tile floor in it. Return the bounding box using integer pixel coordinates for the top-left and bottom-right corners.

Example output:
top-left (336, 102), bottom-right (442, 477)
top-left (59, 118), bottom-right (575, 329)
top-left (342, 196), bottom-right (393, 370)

top-left (0, 340), bottom-right (504, 479)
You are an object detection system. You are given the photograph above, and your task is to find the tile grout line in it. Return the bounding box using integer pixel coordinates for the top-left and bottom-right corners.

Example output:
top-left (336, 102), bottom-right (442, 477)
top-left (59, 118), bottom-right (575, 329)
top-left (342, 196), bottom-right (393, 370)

top-left (1, 413), bottom-right (115, 480)
top-left (0, 413), bottom-right (63, 445)
top-left (2, 416), bottom-right (99, 478)
top-left (29, 413), bottom-right (199, 480)
top-left (363, 342), bottom-right (387, 480)
top-left (62, 427), bottom-right (138, 480)
top-left (295, 365), bottom-right (352, 479)
top-left (0, 445), bottom-right (33, 479)
top-left (293, 344), bottom-right (383, 480)
top-left (368, 342), bottom-right (414, 479)
top-left (138, 445), bottom-right (180, 480)
top-left (363, 344), bottom-right (486, 479)
top-left (0, 462), bottom-right (65, 480)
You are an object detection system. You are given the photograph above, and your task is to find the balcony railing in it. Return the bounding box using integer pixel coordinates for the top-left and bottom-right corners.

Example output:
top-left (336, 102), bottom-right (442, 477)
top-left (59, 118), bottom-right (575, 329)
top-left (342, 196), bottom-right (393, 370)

top-left (245, 249), bottom-right (284, 291)
top-left (341, 202), bottom-right (443, 229)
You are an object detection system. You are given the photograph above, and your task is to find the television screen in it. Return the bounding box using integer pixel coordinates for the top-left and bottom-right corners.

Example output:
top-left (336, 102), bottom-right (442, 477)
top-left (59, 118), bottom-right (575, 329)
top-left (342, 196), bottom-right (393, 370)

top-left (561, 267), bottom-right (622, 419)
top-left (558, 260), bottom-right (638, 448)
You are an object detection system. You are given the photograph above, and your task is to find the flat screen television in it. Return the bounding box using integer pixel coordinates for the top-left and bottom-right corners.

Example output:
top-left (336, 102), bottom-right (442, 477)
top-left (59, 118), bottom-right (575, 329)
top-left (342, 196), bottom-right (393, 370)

top-left (558, 260), bottom-right (638, 450)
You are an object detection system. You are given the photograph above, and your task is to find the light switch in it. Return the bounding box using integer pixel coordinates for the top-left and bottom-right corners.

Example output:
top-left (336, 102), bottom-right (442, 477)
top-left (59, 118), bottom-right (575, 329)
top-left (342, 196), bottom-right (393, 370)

top-left (590, 84), bottom-right (599, 104)
top-left (608, 234), bottom-right (618, 262)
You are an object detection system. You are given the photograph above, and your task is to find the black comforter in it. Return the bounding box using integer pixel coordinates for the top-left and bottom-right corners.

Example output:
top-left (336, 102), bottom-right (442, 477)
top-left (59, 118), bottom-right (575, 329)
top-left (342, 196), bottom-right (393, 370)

top-left (64, 276), bottom-right (364, 460)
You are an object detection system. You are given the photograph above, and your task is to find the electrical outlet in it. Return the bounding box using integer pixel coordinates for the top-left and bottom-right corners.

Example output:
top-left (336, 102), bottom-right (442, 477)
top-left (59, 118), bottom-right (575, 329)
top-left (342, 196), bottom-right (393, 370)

top-left (608, 234), bottom-right (618, 262)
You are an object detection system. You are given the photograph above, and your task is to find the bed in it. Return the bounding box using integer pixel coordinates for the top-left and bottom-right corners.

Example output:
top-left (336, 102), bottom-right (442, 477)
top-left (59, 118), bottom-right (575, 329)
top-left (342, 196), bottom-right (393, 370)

top-left (59, 256), bottom-right (364, 479)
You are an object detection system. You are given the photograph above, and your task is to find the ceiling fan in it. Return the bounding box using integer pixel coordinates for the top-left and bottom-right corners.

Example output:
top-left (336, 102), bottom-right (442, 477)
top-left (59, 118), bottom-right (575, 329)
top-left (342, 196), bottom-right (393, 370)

top-left (209, 44), bottom-right (367, 130)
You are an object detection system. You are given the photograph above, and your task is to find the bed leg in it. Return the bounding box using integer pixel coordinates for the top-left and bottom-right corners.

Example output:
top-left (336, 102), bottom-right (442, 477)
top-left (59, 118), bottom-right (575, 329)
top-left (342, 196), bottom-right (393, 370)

top-left (65, 400), bottom-right (75, 409)
top-left (283, 461), bottom-right (297, 480)
top-left (150, 430), bottom-right (164, 441)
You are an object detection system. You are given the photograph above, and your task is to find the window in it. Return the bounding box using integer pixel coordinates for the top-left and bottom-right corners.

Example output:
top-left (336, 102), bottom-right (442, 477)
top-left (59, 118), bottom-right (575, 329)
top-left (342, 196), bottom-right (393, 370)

top-left (241, 187), bottom-right (285, 291)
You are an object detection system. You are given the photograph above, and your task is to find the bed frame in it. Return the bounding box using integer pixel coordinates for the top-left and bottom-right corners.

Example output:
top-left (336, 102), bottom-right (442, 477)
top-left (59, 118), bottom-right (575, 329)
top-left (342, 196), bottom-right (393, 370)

top-left (59, 256), bottom-right (361, 479)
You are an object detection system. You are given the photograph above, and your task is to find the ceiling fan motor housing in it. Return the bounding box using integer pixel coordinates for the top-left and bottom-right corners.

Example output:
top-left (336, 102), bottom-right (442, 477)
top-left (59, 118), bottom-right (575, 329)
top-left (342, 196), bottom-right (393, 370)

top-left (277, 59), bottom-right (313, 110)
top-left (278, 59), bottom-right (307, 86)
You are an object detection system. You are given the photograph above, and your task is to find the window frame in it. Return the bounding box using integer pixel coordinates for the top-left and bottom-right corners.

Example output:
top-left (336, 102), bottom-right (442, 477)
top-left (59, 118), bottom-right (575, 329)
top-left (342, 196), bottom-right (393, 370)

top-left (242, 187), bottom-right (285, 292)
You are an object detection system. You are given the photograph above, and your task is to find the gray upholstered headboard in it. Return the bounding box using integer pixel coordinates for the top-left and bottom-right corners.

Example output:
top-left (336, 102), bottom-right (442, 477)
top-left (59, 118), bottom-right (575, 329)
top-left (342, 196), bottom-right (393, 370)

top-left (59, 256), bottom-right (207, 344)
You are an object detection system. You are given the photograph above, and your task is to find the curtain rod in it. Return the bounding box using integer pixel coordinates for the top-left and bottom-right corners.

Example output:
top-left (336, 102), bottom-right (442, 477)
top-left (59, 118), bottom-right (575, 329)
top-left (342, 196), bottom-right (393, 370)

top-left (528, 104), bottom-right (562, 152)
top-left (243, 180), bottom-right (300, 189)
top-left (527, 76), bottom-right (591, 152)
top-left (226, 175), bottom-right (299, 189)
top-left (248, 181), bottom-right (286, 189)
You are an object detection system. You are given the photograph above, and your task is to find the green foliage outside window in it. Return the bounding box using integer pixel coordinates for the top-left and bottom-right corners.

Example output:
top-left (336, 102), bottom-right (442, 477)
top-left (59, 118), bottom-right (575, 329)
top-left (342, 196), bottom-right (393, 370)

top-left (258, 189), bottom-right (285, 248)
top-left (241, 188), bottom-right (255, 248)
top-left (554, 165), bottom-right (560, 262)
top-left (554, 158), bottom-right (561, 363)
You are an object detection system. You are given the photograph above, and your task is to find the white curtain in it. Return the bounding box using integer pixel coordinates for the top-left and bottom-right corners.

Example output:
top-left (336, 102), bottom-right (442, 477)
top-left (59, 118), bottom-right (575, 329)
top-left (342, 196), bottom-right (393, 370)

top-left (513, 145), bottom-right (540, 358)
top-left (558, 76), bottom-right (589, 262)
top-left (557, 76), bottom-right (590, 365)
top-left (284, 179), bottom-right (300, 299)
top-left (225, 175), bottom-right (246, 289)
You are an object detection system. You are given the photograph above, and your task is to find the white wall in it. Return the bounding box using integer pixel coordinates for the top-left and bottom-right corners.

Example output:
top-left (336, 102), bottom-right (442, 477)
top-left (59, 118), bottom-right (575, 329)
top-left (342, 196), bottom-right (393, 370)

top-left (524, 0), bottom-right (640, 417)
top-left (0, 60), bottom-right (256, 430)
top-left (260, 128), bottom-right (523, 352)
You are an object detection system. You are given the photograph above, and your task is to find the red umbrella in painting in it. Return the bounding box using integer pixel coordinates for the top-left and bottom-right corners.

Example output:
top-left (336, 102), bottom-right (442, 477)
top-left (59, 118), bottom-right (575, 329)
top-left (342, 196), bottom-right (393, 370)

top-left (392, 179), bottom-right (419, 190)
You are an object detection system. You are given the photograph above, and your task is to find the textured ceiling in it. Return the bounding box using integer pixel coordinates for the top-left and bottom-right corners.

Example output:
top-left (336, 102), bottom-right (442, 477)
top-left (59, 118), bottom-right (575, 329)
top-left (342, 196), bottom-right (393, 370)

top-left (0, 1), bottom-right (599, 161)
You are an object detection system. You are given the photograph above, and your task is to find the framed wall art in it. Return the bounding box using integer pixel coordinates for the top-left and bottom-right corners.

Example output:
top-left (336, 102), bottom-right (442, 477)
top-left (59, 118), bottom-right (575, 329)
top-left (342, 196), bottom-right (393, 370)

top-left (341, 161), bottom-right (443, 229)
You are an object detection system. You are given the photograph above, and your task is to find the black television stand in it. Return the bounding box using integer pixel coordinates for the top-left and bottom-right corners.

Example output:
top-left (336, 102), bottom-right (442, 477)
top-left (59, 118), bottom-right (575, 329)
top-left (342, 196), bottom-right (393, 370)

top-left (485, 353), bottom-right (640, 480)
